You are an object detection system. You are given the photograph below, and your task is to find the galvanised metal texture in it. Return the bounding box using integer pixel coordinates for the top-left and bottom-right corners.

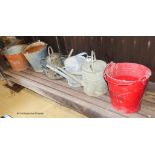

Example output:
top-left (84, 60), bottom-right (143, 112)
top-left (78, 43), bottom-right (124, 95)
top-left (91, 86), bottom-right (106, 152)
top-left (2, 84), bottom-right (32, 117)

top-left (24, 42), bottom-right (48, 72)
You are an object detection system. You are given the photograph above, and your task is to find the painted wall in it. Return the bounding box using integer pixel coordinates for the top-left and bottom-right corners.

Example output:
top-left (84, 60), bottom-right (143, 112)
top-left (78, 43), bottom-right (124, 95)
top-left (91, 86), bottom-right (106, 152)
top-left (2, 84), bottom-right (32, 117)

top-left (21, 36), bottom-right (155, 82)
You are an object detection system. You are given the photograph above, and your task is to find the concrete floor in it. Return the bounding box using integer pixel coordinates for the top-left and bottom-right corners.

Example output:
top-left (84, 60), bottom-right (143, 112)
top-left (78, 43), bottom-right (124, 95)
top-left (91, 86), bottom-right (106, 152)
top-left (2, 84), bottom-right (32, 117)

top-left (0, 80), bottom-right (86, 118)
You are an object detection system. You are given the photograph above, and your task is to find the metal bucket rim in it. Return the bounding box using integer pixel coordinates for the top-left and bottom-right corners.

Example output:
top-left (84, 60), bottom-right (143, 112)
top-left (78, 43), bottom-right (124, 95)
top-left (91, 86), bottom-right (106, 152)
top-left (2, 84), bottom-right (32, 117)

top-left (5, 44), bottom-right (26, 55)
top-left (23, 41), bottom-right (47, 55)
top-left (104, 62), bottom-right (152, 85)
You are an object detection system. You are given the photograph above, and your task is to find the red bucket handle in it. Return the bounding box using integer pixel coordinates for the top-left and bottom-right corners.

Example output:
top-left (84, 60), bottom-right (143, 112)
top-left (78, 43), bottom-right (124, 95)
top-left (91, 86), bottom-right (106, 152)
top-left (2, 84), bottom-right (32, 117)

top-left (103, 61), bottom-right (114, 79)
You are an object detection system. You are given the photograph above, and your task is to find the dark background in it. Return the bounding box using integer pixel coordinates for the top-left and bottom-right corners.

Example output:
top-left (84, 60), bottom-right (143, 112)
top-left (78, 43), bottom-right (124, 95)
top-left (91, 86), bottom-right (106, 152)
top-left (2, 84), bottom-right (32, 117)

top-left (19, 36), bottom-right (155, 82)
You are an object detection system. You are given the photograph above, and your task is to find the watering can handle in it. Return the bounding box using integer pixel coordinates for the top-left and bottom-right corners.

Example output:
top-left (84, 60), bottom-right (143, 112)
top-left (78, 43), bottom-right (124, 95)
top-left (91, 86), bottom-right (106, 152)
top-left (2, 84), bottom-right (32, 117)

top-left (92, 51), bottom-right (96, 61)
top-left (91, 50), bottom-right (96, 72)
top-left (90, 50), bottom-right (96, 61)
top-left (68, 49), bottom-right (74, 58)
top-left (48, 46), bottom-right (54, 56)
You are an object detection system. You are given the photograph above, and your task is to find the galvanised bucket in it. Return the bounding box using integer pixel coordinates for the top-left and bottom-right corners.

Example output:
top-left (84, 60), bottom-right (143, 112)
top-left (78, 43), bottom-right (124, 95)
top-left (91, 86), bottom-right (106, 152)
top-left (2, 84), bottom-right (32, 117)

top-left (23, 41), bottom-right (48, 72)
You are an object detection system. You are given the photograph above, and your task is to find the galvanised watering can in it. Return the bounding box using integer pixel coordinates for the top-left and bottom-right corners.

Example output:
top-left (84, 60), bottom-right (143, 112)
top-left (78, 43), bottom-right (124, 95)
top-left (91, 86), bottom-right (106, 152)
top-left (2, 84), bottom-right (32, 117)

top-left (47, 51), bottom-right (108, 97)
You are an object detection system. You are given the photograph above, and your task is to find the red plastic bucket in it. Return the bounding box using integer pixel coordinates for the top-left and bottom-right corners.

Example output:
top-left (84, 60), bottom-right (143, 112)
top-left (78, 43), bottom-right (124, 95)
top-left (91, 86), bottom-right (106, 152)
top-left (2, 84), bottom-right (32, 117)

top-left (104, 62), bottom-right (151, 113)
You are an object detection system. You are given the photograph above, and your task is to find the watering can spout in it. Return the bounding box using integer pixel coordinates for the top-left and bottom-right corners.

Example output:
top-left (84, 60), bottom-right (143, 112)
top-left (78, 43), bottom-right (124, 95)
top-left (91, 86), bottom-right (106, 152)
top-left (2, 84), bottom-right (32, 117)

top-left (46, 64), bottom-right (84, 86)
top-left (57, 67), bottom-right (83, 86)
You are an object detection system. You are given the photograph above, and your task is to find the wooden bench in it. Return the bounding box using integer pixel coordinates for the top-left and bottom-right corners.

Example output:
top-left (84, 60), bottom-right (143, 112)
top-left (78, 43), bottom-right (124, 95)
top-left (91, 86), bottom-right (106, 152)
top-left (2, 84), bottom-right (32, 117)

top-left (3, 68), bottom-right (155, 118)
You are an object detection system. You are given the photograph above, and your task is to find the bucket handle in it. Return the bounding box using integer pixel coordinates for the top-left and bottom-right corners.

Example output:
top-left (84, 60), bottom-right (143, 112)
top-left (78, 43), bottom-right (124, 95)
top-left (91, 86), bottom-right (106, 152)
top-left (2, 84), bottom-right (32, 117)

top-left (104, 61), bottom-right (114, 75)
top-left (24, 40), bottom-right (47, 53)
top-left (48, 46), bottom-right (54, 56)
top-left (104, 61), bottom-right (114, 77)
top-left (27, 40), bottom-right (47, 46)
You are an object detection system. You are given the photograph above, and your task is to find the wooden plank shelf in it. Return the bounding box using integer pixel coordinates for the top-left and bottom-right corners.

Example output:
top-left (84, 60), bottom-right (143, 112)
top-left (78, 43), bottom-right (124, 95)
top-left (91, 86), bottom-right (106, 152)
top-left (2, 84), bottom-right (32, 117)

top-left (3, 68), bottom-right (155, 118)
